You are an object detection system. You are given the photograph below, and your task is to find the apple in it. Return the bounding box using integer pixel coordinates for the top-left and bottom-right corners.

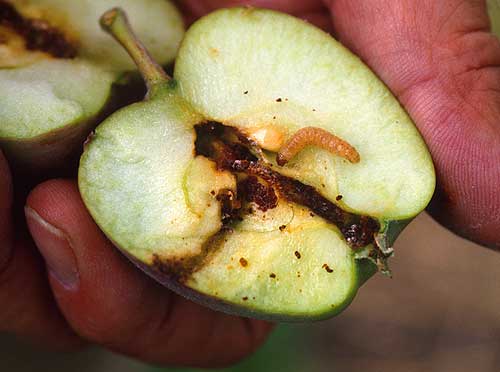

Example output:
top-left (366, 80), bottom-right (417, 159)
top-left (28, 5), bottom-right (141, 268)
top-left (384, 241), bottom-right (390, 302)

top-left (79, 8), bottom-right (435, 321)
top-left (0, 0), bottom-right (183, 172)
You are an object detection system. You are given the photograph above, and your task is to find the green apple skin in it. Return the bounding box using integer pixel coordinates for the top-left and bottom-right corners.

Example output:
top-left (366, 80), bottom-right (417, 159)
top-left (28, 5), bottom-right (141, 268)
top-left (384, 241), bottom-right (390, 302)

top-left (488, 0), bottom-right (500, 37)
top-left (79, 8), bottom-right (435, 321)
top-left (0, 0), bottom-right (183, 172)
top-left (1, 106), bottom-right (103, 172)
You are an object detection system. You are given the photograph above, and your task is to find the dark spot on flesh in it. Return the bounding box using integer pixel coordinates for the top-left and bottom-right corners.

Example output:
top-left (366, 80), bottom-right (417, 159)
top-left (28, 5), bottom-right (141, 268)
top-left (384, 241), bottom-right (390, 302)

top-left (313, 109), bottom-right (317, 112)
top-left (269, 273), bottom-right (276, 278)
top-left (194, 122), bottom-right (380, 250)
top-left (239, 257), bottom-right (248, 267)
top-left (151, 254), bottom-right (195, 283)
top-left (210, 190), bottom-right (216, 196)
top-left (310, 212), bottom-right (315, 217)
top-left (322, 263), bottom-right (333, 273)
top-left (276, 98), bottom-right (282, 102)
top-left (150, 230), bottom-right (231, 283)
top-left (238, 176), bottom-right (278, 212)
top-left (336, 195), bottom-right (343, 201)
top-left (341, 217), bottom-right (380, 248)
top-left (279, 225), bottom-right (286, 231)
top-left (216, 189), bottom-right (241, 226)
top-left (195, 122), bottom-right (257, 171)
top-left (0, 1), bottom-right (77, 58)
top-left (244, 91), bottom-right (248, 94)
top-left (295, 251), bottom-right (301, 259)
top-left (273, 116), bottom-right (276, 120)
top-left (242, 296), bottom-right (248, 301)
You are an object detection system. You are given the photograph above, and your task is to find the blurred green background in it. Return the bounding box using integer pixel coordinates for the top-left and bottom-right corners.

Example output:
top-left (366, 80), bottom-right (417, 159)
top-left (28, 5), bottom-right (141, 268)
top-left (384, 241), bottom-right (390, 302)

top-left (2, 213), bottom-right (500, 372)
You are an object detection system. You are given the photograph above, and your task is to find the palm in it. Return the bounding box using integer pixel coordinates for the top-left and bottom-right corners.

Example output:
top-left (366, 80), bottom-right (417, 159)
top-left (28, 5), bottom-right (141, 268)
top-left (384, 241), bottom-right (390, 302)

top-left (328, 0), bottom-right (500, 248)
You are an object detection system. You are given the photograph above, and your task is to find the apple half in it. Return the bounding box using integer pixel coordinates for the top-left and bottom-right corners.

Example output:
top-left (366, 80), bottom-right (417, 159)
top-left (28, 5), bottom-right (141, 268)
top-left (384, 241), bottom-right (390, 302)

top-left (79, 8), bottom-right (435, 321)
top-left (0, 0), bottom-right (183, 171)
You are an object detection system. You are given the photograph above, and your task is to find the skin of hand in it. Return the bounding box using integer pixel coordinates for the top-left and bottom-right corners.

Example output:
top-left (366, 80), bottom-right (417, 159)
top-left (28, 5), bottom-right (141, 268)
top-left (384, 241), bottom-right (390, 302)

top-left (0, 0), bottom-right (498, 367)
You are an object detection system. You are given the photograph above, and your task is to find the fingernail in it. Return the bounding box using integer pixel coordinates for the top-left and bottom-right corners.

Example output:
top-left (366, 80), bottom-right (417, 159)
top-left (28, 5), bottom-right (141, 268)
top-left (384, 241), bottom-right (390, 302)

top-left (25, 207), bottom-right (79, 290)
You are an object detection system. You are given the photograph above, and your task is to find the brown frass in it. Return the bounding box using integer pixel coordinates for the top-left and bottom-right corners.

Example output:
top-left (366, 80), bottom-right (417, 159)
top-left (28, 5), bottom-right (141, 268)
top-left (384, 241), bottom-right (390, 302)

top-left (195, 122), bottom-right (380, 249)
top-left (216, 189), bottom-right (241, 225)
top-left (238, 176), bottom-right (278, 212)
top-left (0, 0), bottom-right (77, 58)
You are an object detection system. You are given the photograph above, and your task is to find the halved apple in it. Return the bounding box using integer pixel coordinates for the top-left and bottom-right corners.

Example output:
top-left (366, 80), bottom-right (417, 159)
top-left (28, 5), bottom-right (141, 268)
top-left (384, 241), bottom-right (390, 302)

top-left (0, 0), bottom-right (183, 171)
top-left (79, 8), bottom-right (435, 321)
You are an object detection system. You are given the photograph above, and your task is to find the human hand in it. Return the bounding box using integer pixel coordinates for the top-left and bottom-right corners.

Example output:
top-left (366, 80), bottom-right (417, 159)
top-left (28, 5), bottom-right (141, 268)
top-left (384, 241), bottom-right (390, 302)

top-left (2, 0), bottom-right (499, 368)
top-left (0, 149), bottom-right (271, 366)
top-left (179, 0), bottom-right (500, 249)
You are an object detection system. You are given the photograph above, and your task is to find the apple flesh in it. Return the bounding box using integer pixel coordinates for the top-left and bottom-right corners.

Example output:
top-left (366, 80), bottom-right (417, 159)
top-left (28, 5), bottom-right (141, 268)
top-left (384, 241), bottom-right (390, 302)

top-left (79, 8), bottom-right (435, 320)
top-left (0, 0), bottom-right (184, 171)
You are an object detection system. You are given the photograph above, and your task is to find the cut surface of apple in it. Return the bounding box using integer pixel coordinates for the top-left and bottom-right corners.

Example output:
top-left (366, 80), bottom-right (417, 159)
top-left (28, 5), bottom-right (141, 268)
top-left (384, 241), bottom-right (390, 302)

top-left (79, 8), bottom-right (435, 320)
top-left (0, 0), bottom-right (184, 170)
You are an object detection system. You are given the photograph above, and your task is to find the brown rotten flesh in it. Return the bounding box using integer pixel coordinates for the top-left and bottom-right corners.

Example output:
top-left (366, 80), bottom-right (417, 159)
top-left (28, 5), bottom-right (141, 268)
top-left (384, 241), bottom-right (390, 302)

top-left (195, 122), bottom-right (379, 250)
top-left (0, 0), bottom-right (76, 63)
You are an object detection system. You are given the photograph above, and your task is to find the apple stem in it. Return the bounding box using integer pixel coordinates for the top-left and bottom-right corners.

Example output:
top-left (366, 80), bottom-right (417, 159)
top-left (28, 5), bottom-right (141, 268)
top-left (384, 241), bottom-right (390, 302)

top-left (100, 8), bottom-right (169, 95)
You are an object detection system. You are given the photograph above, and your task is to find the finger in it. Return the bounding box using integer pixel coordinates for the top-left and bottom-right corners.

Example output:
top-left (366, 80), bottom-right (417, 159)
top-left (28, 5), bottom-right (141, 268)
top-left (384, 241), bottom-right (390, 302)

top-left (0, 151), bottom-right (81, 349)
top-left (325, 0), bottom-right (500, 248)
top-left (26, 180), bottom-right (273, 367)
top-left (177, 0), bottom-right (333, 31)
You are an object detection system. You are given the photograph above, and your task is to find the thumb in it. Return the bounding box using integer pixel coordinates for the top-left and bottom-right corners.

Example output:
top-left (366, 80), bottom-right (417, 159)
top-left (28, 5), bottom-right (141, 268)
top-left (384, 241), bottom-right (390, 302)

top-left (26, 179), bottom-right (272, 367)
top-left (0, 151), bottom-right (80, 348)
